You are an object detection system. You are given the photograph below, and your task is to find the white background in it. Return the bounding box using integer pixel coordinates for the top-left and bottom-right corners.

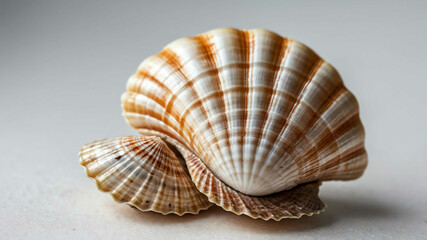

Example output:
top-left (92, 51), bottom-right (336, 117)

top-left (1, 1), bottom-right (426, 239)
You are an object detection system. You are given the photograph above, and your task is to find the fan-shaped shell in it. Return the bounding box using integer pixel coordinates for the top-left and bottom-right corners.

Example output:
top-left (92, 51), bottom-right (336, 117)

top-left (122, 28), bottom-right (367, 197)
top-left (79, 136), bottom-right (213, 215)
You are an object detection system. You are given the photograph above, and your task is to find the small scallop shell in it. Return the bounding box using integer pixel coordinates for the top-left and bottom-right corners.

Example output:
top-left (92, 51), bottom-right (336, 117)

top-left (78, 136), bottom-right (213, 215)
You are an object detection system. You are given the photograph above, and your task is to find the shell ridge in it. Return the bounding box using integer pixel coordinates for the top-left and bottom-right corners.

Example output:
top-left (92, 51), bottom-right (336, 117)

top-left (160, 48), bottom-right (228, 176)
top-left (126, 73), bottom-right (197, 145)
top-left (158, 51), bottom-right (196, 140)
top-left (293, 91), bottom-right (356, 177)
top-left (239, 40), bottom-right (303, 193)
top-left (247, 37), bottom-right (291, 191)
top-left (319, 144), bottom-right (366, 180)
top-left (111, 161), bottom-right (143, 200)
top-left (129, 157), bottom-right (158, 209)
top-left (290, 86), bottom-right (347, 180)
top-left (95, 156), bottom-right (135, 191)
top-left (79, 140), bottom-right (118, 166)
top-left (124, 112), bottom-right (190, 149)
top-left (319, 127), bottom-right (366, 178)
top-left (129, 72), bottom-right (181, 131)
top-left (92, 139), bottom-right (145, 181)
top-left (195, 34), bottom-right (241, 188)
top-left (96, 138), bottom-right (159, 192)
top-left (129, 161), bottom-right (155, 205)
top-left (150, 167), bottom-right (168, 212)
top-left (259, 58), bottom-right (324, 190)
top-left (151, 144), bottom-right (176, 212)
top-left (241, 30), bottom-right (254, 189)
top-left (277, 67), bottom-right (345, 173)
top-left (314, 105), bottom-right (362, 178)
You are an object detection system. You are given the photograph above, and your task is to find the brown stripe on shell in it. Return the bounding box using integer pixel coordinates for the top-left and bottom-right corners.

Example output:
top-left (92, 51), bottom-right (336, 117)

top-left (123, 71), bottom-right (197, 149)
top-left (123, 112), bottom-right (190, 149)
top-left (194, 33), bottom-right (238, 186)
top-left (248, 37), bottom-right (292, 187)
top-left (317, 143), bottom-right (367, 181)
top-left (260, 57), bottom-right (324, 182)
top-left (294, 114), bottom-right (366, 183)
top-left (131, 70), bottom-right (184, 129)
top-left (158, 48), bottom-right (225, 169)
top-left (318, 114), bottom-right (365, 172)
top-left (241, 30), bottom-right (253, 185)
top-left (265, 86), bottom-right (347, 185)
top-left (268, 71), bottom-right (346, 181)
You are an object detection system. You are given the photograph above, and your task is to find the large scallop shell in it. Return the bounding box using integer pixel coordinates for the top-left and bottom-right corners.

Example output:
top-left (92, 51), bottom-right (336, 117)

top-left (122, 28), bottom-right (367, 199)
top-left (80, 27), bottom-right (368, 220)
top-left (79, 136), bottom-right (213, 215)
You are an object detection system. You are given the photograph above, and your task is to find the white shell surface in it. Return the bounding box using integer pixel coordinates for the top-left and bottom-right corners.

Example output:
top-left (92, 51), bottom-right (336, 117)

top-left (122, 28), bottom-right (367, 196)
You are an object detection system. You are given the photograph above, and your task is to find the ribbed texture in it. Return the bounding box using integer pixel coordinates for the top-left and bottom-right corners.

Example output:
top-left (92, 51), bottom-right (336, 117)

top-left (79, 136), bottom-right (213, 215)
top-left (122, 28), bottom-right (368, 196)
top-left (184, 151), bottom-right (325, 220)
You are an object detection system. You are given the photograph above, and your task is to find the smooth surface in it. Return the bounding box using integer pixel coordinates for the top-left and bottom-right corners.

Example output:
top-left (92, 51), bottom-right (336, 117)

top-left (1, 1), bottom-right (426, 239)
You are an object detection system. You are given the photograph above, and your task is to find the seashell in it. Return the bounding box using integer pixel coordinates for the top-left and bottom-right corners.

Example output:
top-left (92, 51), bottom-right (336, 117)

top-left (80, 27), bottom-right (367, 220)
top-left (79, 136), bottom-right (213, 215)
